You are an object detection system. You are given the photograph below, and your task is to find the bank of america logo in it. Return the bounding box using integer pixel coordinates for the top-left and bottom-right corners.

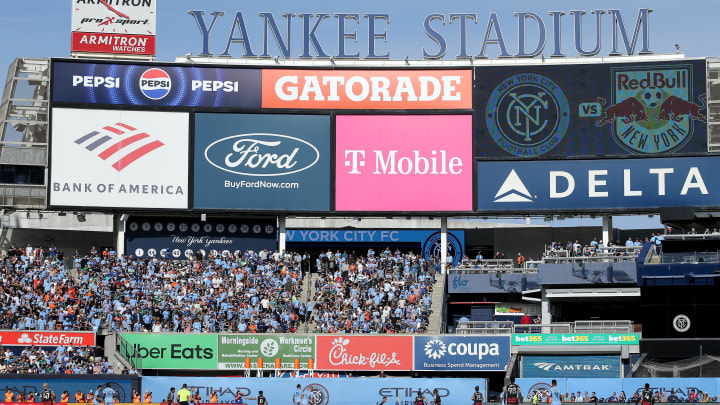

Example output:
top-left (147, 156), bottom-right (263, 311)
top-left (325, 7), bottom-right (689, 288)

top-left (73, 122), bottom-right (164, 171)
top-left (493, 169), bottom-right (533, 202)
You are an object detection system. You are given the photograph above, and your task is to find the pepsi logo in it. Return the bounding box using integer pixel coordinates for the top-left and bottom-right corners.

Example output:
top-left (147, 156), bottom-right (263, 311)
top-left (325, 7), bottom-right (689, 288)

top-left (139, 68), bottom-right (171, 100)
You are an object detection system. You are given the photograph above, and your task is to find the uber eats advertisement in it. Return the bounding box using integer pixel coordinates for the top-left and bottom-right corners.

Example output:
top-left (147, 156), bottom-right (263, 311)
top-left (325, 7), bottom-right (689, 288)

top-left (121, 334), bottom-right (217, 369)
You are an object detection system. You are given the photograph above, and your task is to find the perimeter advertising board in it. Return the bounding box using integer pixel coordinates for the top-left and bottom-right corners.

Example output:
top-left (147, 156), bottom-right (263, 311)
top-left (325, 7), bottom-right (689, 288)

top-left (477, 156), bottom-right (720, 212)
top-left (217, 335), bottom-right (315, 369)
top-left (51, 60), bottom-right (262, 108)
top-left (71, 0), bottom-right (156, 56)
top-left (521, 355), bottom-right (621, 378)
top-left (262, 69), bottom-right (472, 109)
top-left (49, 108), bottom-right (189, 209)
top-left (414, 336), bottom-right (510, 371)
top-left (120, 334), bottom-right (217, 370)
top-left (449, 273), bottom-right (539, 293)
top-left (335, 115), bottom-right (473, 212)
top-left (193, 114), bottom-right (331, 211)
top-left (315, 335), bottom-right (413, 371)
top-left (125, 217), bottom-right (277, 260)
top-left (512, 333), bottom-right (640, 346)
top-left (0, 330), bottom-right (95, 347)
top-left (0, 376), bottom-right (137, 403)
top-left (474, 59), bottom-right (707, 157)
top-left (518, 378), bottom-right (718, 401)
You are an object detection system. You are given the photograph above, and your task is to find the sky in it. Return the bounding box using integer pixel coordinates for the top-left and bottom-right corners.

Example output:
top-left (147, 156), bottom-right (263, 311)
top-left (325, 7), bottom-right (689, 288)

top-left (2, 0), bottom-right (716, 229)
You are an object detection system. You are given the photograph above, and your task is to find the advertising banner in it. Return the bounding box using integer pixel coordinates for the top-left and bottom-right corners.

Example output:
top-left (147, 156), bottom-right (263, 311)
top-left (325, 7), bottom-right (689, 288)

top-left (538, 263), bottom-right (637, 285)
top-left (414, 335), bottom-right (510, 371)
top-left (193, 114), bottom-right (330, 211)
top-left (143, 376), bottom-right (485, 405)
top-left (49, 108), bottom-right (189, 209)
top-left (512, 333), bottom-right (640, 346)
top-left (125, 217), bottom-right (277, 260)
top-left (0, 376), bottom-right (137, 403)
top-left (521, 355), bottom-right (621, 378)
top-left (71, 0), bottom-right (156, 56)
top-left (262, 69), bottom-right (472, 109)
top-left (448, 273), bottom-right (539, 293)
top-left (315, 336), bottom-right (413, 371)
top-left (51, 61), bottom-right (262, 108)
top-left (335, 115), bottom-right (473, 212)
top-left (476, 156), bottom-right (720, 212)
top-left (474, 59), bottom-right (707, 158)
top-left (119, 334), bottom-right (217, 370)
top-left (217, 335), bottom-right (315, 370)
top-left (0, 330), bottom-right (95, 347)
top-left (286, 229), bottom-right (465, 267)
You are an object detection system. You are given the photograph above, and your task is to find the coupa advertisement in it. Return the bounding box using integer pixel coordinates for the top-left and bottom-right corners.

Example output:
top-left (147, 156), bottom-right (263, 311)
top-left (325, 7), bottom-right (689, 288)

top-left (521, 355), bottom-right (621, 378)
top-left (143, 376), bottom-right (486, 405)
top-left (335, 115), bottom-right (473, 212)
top-left (449, 272), bottom-right (539, 293)
top-left (286, 229), bottom-right (465, 267)
top-left (474, 59), bottom-right (707, 157)
top-left (193, 114), bottom-right (331, 211)
top-left (49, 108), bottom-right (189, 209)
top-left (51, 60), bottom-right (261, 108)
top-left (125, 217), bottom-right (277, 260)
top-left (476, 156), bottom-right (720, 212)
top-left (414, 336), bottom-right (510, 371)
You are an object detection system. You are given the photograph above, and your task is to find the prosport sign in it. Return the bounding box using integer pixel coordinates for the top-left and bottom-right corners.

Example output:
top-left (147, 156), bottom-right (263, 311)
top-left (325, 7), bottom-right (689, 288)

top-left (51, 60), bottom-right (261, 108)
top-left (71, 0), bottom-right (156, 56)
top-left (414, 336), bottom-right (510, 371)
top-left (476, 156), bottom-right (720, 212)
top-left (0, 330), bottom-right (96, 347)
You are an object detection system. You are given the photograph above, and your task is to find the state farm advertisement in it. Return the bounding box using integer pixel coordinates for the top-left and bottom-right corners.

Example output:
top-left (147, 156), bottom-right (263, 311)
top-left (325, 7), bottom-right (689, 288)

top-left (50, 108), bottom-right (189, 209)
top-left (71, 0), bottom-right (156, 55)
top-left (315, 336), bottom-right (413, 371)
top-left (335, 115), bottom-right (473, 212)
top-left (262, 69), bottom-right (472, 109)
top-left (0, 331), bottom-right (96, 347)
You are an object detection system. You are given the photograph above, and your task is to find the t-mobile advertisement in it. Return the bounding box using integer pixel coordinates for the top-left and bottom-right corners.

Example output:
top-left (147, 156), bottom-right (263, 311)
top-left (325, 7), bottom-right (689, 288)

top-left (335, 115), bottom-right (473, 212)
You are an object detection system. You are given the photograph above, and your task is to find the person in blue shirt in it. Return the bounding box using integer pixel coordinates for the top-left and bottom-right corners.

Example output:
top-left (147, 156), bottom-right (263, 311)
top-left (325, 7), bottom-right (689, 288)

top-left (93, 385), bottom-right (103, 405)
top-left (102, 384), bottom-right (117, 405)
top-left (292, 384), bottom-right (302, 405)
top-left (549, 380), bottom-right (563, 405)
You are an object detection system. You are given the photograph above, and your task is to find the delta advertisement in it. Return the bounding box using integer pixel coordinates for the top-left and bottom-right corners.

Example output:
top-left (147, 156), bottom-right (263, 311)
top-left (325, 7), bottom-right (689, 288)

top-left (193, 114), bottom-right (331, 211)
top-left (335, 115), bottom-right (473, 212)
top-left (144, 376), bottom-right (486, 405)
top-left (448, 273), bottom-right (540, 294)
top-left (217, 335), bottom-right (315, 370)
top-left (0, 330), bottom-right (96, 347)
top-left (71, 0), bottom-right (156, 55)
top-left (0, 376), bottom-right (138, 403)
top-left (124, 217), bottom-right (277, 260)
top-left (286, 229), bottom-right (465, 267)
top-left (262, 69), bottom-right (473, 109)
top-left (476, 156), bottom-right (720, 212)
top-left (414, 336), bottom-right (510, 371)
top-left (517, 378), bottom-right (720, 401)
top-left (315, 336), bottom-right (414, 371)
top-left (520, 355), bottom-right (621, 378)
top-left (51, 60), bottom-right (262, 108)
top-left (474, 59), bottom-right (707, 158)
top-left (49, 108), bottom-right (189, 209)
top-left (512, 333), bottom-right (640, 346)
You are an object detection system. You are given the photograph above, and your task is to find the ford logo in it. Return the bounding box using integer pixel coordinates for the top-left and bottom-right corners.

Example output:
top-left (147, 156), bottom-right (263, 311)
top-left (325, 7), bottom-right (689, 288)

top-left (204, 133), bottom-right (320, 176)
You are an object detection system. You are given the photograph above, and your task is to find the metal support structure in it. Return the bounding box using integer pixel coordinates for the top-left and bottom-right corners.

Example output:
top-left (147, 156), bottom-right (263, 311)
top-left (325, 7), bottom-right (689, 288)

top-left (278, 217), bottom-right (286, 253)
top-left (440, 217), bottom-right (448, 274)
top-left (602, 215), bottom-right (613, 246)
top-left (115, 214), bottom-right (127, 256)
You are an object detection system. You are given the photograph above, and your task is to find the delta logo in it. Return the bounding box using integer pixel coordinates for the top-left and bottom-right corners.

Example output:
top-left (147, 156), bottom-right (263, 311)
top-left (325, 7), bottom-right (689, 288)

top-left (73, 121), bottom-right (164, 171)
top-left (139, 68), bottom-right (171, 99)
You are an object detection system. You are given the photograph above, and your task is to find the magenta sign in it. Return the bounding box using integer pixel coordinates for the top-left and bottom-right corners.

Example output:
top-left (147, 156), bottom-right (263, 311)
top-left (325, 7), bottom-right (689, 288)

top-left (335, 115), bottom-right (473, 212)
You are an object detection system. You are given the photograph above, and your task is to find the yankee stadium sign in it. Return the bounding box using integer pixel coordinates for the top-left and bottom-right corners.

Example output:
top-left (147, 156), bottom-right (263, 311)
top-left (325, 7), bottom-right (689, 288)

top-left (188, 8), bottom-right (652, 59)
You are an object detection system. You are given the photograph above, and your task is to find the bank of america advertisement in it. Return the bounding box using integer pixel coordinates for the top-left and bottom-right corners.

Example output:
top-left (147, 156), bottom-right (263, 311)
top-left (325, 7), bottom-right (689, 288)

top-left (335, 115), bottom-right (473, 212)
top-left (50, 108), bottom-right (189, 209)
top-left (477, 156), bottom-right (720, 212)
top-left (414, 336), bottom-right (510, 371)
top-left (194, 114), bottom-right (331, 211)
top-left (71, 0), bottom-right (156, 55)
top-left (474, 59), bottom-right (707, 158)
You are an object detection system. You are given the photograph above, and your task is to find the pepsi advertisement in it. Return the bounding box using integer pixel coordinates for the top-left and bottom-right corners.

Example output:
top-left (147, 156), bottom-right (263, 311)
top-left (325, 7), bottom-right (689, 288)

top-left (474, 59), bottom-right (707, 158)
top-left (477, 156), bottom-right (720, 212)
top-left (521, 355), bottom-right (621, 378)
top-left (51, 60), bottom-right (261, 108)
top-left (125, 217), bottom-right (277, 260)
top-left (414, 336), bottom-right (510, 371)
top-left (193, 114), bottom-right (331, 211)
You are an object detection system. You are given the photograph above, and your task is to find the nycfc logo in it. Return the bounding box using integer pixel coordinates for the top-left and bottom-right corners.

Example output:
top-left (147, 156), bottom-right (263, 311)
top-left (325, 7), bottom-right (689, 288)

top-left (422, 231), bottom-right (462, 267)
top-left (139, 68), bottom-right (171, 100)
top-left (673, 314), bottom-right (691, 332)
top-left (424, 338), bottom-right (447, 360)
top-left (301, 384), bottom-right (330, 405)
top-left (486, 73), bottom-right (570, 157)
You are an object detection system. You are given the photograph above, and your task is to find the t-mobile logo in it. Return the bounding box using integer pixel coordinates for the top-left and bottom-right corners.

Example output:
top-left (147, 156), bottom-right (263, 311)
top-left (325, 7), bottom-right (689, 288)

top-left (344, 150), bottom-right (366, 174)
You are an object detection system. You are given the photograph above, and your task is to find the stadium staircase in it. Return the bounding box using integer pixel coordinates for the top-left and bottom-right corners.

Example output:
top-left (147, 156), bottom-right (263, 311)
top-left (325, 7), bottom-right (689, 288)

top-left (426, 272), bottom-right (446, 334)
top-left (302, 271), bottom-right (319, 332)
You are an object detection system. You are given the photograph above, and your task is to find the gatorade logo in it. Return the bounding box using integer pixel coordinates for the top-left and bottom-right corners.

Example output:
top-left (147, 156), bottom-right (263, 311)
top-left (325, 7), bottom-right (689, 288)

top-left (139, 68), bottom-right (171, 100)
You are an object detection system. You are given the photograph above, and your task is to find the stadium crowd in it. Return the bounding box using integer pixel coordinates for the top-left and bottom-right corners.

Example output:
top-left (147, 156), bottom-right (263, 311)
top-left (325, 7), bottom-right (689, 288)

top-left (0, 345), bottom-right (109, 374)
top-left (524, 388), bottom-right (718, 403)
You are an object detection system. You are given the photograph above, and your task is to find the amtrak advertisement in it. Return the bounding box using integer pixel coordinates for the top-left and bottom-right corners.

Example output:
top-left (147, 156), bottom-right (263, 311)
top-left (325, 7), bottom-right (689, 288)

top-left (414, 336), bottom-right (510, 371)
top-left (476, 156), bottom-right (720, 212)
top-left (521, 355), bottom-right (621, 378)
top-left (125, 217), bottom-right (277, 260)
top-left (474, 59), bottom-right (707, 157)
top-left (143, 376), bottom-right (486, 405)
top-left (51, 60), bottom-right (261, 108)
top-left (194, 114), bottom-right (331, 211)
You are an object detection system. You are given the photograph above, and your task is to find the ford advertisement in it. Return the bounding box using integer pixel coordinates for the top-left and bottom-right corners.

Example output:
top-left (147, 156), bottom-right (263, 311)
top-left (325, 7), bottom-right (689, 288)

top-left (193, 114), bottom-right (331, 211)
